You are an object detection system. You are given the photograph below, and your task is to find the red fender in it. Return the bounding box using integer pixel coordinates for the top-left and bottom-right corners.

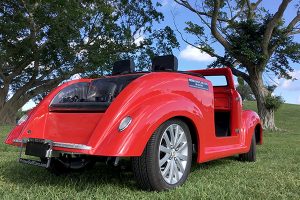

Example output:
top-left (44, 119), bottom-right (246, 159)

top-left (90, 93), bottom-right (206, 156)
top-left (240, 110), bottom-right (262, 153)
top-left (87, 72), bottom-right (214, 157)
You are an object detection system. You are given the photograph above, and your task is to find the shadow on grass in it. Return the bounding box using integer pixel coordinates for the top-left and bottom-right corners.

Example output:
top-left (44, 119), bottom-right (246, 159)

top-left (1, 156), bottom-right (240, 191)
top-left (191, 156), bottom-right (239, 172)
top-left (1, 160), bottom-right (139, 191)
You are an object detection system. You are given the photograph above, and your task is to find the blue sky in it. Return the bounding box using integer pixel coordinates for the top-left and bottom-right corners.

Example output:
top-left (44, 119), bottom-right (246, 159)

top-left (155, 0), bottom-right (300, 105)
top-left (22, 1), bottom-right (300, 110)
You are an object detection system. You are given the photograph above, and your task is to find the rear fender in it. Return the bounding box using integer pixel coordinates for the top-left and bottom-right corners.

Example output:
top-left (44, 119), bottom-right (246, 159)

top-left (90, 93), bottom-right (205, 157)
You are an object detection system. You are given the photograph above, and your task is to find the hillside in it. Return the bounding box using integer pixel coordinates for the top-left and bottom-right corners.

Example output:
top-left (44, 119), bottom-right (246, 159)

top-left (0, 102), bottom-right (299, 199)
top-left (243, 101), bottom-right (300, 133)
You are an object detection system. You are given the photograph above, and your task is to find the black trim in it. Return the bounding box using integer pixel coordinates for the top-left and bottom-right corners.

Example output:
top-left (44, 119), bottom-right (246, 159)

top-left (49, 102), bottom-right (110, 113)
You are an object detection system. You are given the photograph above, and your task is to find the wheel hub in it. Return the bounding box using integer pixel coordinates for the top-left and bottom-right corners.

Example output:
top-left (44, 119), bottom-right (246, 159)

top-left (158, 124), bottom-right (188, 184)
top-left (170, 149), bottom-right (176, 158)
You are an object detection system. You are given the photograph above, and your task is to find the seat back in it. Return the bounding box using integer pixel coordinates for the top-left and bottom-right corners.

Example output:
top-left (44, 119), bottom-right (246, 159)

top-left (112, 59), bottom-right (135, 75)
top-left (87, 82), bottom-right (117, 102)
top-left (152, 55), bottom-right (178, 71)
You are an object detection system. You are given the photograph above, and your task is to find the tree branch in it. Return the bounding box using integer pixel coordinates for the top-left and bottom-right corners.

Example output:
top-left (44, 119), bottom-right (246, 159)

top-left (211, 0), bottom-right (232, 50)
top-left (288, 28), bottom-right (300, 35)
top-left (286, 12), bottom-right (300, 34)
top-left (174, 0), bottom-right (230, 22)
top-left (245, 0), bottom-right (263, 19)
top-left (229, 2), bottom-right (247, 22)
top-left (262, 0), bottom-right (291, 56)
top-left (174, 16), bottom-right (250, 84)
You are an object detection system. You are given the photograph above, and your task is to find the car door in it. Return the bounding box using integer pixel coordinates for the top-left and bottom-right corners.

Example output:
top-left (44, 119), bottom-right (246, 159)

top-left (203, 74), bottom-right (243, 161)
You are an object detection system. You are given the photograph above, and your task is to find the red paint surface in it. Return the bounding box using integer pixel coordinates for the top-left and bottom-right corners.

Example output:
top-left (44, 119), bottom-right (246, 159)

top-left (5, 68), bottom-right (262, 163)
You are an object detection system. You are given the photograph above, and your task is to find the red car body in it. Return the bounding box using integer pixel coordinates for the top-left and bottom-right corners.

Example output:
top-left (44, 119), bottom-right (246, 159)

top-left (5, 67), bottom-right (262, 163)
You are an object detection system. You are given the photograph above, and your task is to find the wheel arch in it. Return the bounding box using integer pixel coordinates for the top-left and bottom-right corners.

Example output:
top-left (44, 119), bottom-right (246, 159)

top-left (174, 116), bottom-right (199, 155)
top-left (255, 123), bottom-right (263, 145)
top-left (242, 110), bottom-right (263, 149)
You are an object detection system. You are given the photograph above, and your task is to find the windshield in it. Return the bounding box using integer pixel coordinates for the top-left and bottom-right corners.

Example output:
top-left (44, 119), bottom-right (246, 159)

top-left (50, 74), bottom-right (142, 112)
top-left (51, 82), bottom-right (90, 104)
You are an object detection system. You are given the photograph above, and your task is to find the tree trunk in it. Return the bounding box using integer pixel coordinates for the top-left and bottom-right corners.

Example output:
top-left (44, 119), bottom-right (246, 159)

top-left (0, 78), bottom-right (59, 126)
top-left (248, 71), bottom-right (277, 131)
top-left (0, 102), bottom-right (20, 125)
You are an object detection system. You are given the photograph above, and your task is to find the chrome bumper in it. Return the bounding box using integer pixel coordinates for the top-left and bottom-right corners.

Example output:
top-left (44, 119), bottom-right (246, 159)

top-left (15, 138), bottom-right (92, 168)
top-left (13, 138), bottom-right (92, 150)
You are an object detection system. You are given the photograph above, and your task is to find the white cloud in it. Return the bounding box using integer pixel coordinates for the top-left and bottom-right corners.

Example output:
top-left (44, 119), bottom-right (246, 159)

top-left (179, 45), bottom-right (216, 62)
top-left (291, 70), bottom-right (300, 79)
top-left (134, 35), bottom-right (144, 46)
top-left (22, 100), bottom-right (36, 111)
top-left (160, 0), bottom-right (169, 7)
top-left (298, 96), bottom-right (300, 104)
top-left (133, 29), bottom-right (144, 46)
top-left (279, 70), bottom-right (300, 90)
top-left (83, 37), bottom-right (89, 45)
top-left (159, 0), bottom-right (179, 9)
top-left (282, 79), bottom-right (292, 89)
top-left (70, 74), bottom-right (81, 80)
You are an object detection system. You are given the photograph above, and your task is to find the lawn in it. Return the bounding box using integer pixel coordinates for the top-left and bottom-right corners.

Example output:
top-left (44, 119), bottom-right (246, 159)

top-left (0, 102), bottom-right (299, 199)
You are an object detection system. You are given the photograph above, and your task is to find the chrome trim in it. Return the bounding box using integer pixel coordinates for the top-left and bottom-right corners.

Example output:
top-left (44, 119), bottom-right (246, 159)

top-left (13, 139), bottom-right (22, 143)
top-left (45, 149), bottom-right (53, 158)
top-left (53, 142), bottom-right (92, 150)
top-left (13, 139), bottom-right (92, 150)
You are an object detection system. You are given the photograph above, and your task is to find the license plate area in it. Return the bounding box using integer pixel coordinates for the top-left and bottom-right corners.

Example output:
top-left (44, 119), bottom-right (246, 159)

top-left (18, 138), bottom-right (53, 168)
top-left (25, 142), bottom-right (51, 158)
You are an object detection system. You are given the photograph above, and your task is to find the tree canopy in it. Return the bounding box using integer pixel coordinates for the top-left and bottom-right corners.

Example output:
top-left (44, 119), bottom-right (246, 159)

top-left (0, 0), bottom-right (179, 124)
top-left (175, 0), bottom-right (300, 130)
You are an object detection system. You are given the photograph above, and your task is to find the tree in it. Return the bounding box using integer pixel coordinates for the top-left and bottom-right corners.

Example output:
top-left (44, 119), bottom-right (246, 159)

top-left (236, 77), bottom-right (255, 101)
top-left (174, 0), bottom-right (300, 130)
top-left (0, 0), bottom-right (178, 124)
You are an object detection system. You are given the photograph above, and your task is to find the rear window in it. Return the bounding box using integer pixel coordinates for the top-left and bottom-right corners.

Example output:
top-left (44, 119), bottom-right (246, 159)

top-left (49, 75), bottom-right (142, 112)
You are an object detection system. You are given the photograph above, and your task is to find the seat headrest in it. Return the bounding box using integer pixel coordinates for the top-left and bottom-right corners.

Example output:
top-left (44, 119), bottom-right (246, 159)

top-left (112, 59), bottom-right (135, 75)
top-left (151, 55), bottom-right (178, 71)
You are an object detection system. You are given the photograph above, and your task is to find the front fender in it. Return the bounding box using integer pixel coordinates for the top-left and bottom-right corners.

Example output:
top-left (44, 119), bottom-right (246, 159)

top-left (242, 110), bottom-right (262, 152)
top-left (90, 93), bottom-right (206, 156)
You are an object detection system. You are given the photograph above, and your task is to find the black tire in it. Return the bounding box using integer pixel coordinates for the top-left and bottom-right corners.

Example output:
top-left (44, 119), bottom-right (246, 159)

top-left (43, 157), bottom-right (70, 175)
top-left (239, 133), bottom-right (256, 162)
top-left (132, 119), bottom-right (192, 191)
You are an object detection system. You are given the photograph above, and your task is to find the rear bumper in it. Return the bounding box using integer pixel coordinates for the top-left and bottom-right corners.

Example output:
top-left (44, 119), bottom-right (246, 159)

top-left (13, 138), bottom-right (92, 151)
top-left (15, 138), bottom-right (93, 168)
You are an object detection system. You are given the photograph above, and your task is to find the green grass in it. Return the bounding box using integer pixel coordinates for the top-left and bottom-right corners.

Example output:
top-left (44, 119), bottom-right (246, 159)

top-left (0, 102), bottom-right (299, 199)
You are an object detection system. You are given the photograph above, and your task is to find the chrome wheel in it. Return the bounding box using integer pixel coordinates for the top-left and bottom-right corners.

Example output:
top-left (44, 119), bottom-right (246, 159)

top-left (159, 124), bottom-right (188, 184)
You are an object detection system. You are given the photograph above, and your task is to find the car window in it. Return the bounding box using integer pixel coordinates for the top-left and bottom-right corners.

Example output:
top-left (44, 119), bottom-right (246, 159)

top-left (51, 82), bottom-right (90, 104)
top-left (51, 75), bottom-right (143, 105)
top-left (204, 75), bottom-right (227, 87)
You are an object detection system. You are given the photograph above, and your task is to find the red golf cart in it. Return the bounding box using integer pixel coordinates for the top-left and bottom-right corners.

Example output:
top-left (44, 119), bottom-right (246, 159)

top-left (5, 55), bottom-right (262, 191)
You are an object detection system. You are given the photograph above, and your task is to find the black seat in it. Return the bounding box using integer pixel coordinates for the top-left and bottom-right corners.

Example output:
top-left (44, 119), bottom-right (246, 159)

top-left (112, 59), bottom-right (135, 75)
top-left (87, 82), bottom-right (117, 102)
top-left (152, 55), bottom-right (178, 71)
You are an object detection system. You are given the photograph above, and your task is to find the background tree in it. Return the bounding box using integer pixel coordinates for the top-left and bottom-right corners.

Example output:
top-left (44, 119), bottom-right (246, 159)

top-left (236, 76), bottom-right (255, 101)
top-left (0, 0), bottom-right (178, 124)
top-left (174, 0), bottom-right (300, 130)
